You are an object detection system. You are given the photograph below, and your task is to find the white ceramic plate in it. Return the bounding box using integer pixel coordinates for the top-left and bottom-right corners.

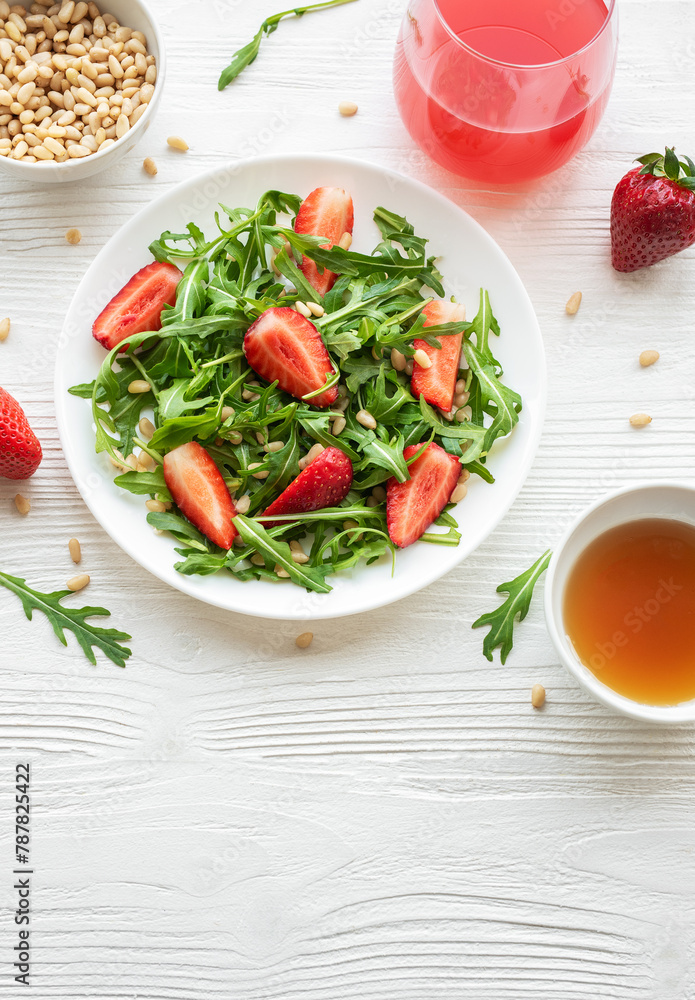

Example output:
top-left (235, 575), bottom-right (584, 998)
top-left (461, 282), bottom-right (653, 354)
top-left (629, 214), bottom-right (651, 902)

top-left (55, 154), bottom-right (546, 620)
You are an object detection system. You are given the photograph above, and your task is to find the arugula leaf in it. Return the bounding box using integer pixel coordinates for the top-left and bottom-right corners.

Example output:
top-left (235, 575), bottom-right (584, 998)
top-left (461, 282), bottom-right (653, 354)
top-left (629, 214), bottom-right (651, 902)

top-left (0, 570), bottom-right (132, 668)
top-left (218, 0), bottom-right (359, 90)
top-left (464, 340), bottom-right (522, 454)
top-left (472, 551), bottom-right (552, 664)
top-left (233, 515), bottom-right (332, 593)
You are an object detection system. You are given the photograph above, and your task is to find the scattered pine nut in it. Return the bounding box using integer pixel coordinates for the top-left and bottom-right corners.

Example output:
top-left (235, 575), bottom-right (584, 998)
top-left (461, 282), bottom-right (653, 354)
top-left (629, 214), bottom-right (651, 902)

top-left (228, 431), bottom-right (243, 445)
top-left (356, 408), bottom-right (377, 430)
top-left (143, 156), bottom-right (157, 175)
top-left (307, 301), bottom-right (325, 317)
top-left (65, 227), bottom-right (82, 245)
top-left (265, 440), bottom-right (284, 453)
top-left (372, 485), bottom-right (387, 502)
top-left (167, 135), bottom-right (188, 152)
top-left (138, 417), bottom-right (155, 438)
top-left (391, 348), bottom-right (406, 371)
top-left (250, 552), bottom-right (265, 566)
top-left (275, 564), bottom-right (290, 578)
top-left (235, 494), bottom-right (251, 515)
top-left (305, 443), bottom-right (325, 466)
top-left (565, 291), bottom-right (582, 315)
top-left (0, 317), bottom-right (9, 342)
top-left (68, 537), bottom-right (81, 563)
top-left (639, 350), bottom-right (660, 368)
top-left (249, 463), bottom-right (269, 480)
top-left (450, 483), bottom-right (468, 503)
top-left (458, 468), bottom-right (470, 485)
top-left (220, 406), bottom-right (235, 421)
top-left (331, 415), bottom-right (346, 435)
top-left (295, 631), bottom-right (313, 648)
top-left (291, 551), bottom-right (309, 564)
top-left (14, 494), bottom-right (30, 515)
top-left (294, 300), bottom-right (312, 318)
top-left (146, 499), bottom-right (167, 513)
top-left (531, 684), bottom-right (546, 709)
top-left (137, 450), bottom-right (155, 472)
top-left (365, 495), bottom-right (379, 508)
top-left (67, 573), bottom-right (90, 592)
top-left (127, 379), bottom-right (151, 394)
top-left (338, 231), bottom-right (352, 250)
top-left (629, 413), bottom-right (652, 428)
top-left (455, 378), bottom-right (467, 394)
top-left (413, 348), bottom-right (432, 369)
top-left (338, 100), bottom-right (358, 117)
top-left (404, 359), bottom-right (414, 376)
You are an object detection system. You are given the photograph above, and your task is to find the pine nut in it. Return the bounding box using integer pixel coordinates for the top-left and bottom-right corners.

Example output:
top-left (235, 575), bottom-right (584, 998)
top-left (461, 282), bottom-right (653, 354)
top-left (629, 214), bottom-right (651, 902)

top-left (565, 291), bottom-right (582, 315)
top-left (140, 416), bottom-right (156, 441)
top-left (127, 379), bottom-right (150, 394)
top-left (137, 450), bottom-right (155, 472)
top-left (255, 431), bottom-right (265, 446)
top-left (234, 494), bottom-right (250, 515)
top-left (331, 415), bottom-right (346, 435)
top-left (390, 348), bottom-right (406, 371)
top-left (365, 496), bottom-right (379, 508)
top-left (289, 540), bottom-right (304, 553)
top-left (294, 300), bottom-right (311, 318)
top-left (65, 226), bottom-right (81, 243)
top-left (306, 301), bottom-right (324, 317)
top-left (220, 405), bottom-right (235, 421)
top-left (14, 494), bottom-right (31, 515)
top-left (68, 537), bottom-right (81, 563)
top-left (166, 134), bottom-right (188, 152)
top-left (142, 154), bottom-right (156, 175)
top-left (531, 684), bottom-right (546, 709)
top-left (413, 348), bottom-right (432, 369)
top-left (250, 553), bottom-right (265, 567)
top-left (67, 143), bottom-right (90, 156)
top-left (338, 231), bottom-right (352, 250)
top-left (450, 483), bottom-right (467, 503)
top-left (356, 408), bottom-right (377, 430)
top-left (115, 111), bottom-right (128, 137)
top-left (249, 463), bottom-right (269, 480)
top-left (274, 564), bottom-right (290, 578)
top-left (454, 390), bottom-right (470, 408)
top-left (458, 468), bottom-right (470, 485)
top-left (0, 317), bottom-right (9, 341)
top-left (291, 551), bottom-right (309, 564)
top-left (228, 431), bottom-right (243, 445)
top-left (265, 440), bottom-right (284, 453)
top-left (629, 413), bottom-right (652, 427)
top-left (305, 443), bottom-right (324, 465)
top-left (338, 100), bottom-right (358, 116)
top-left (146, 499), bottom-right (167, 513)
top-left (66, 573), bottom-right (90, 592)
top-left (639, 350), bottom-right (659, 367)
top-left (455, 405), bottom-right (472, 423)
top-left (439, 408), bottom-right (454, 422)
top-left (295, 631), bottom-right (313, 648)
top-left (372, 485), bottom-right (387, 502)
top-left (44, 134), bottom-right (64, 154)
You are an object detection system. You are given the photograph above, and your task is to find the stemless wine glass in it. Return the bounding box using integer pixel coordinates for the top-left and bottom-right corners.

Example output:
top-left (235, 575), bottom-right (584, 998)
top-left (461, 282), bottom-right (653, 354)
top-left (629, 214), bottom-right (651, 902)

top-left (393, 0), bottom-right (618, 183)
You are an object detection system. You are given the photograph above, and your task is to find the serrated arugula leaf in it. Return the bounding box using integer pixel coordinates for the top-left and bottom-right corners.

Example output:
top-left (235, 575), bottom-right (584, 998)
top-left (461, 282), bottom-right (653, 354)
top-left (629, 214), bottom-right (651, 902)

top-left (464, 340), bottom-right (522, 454)
top-left (0, 570), bottom-right (132, 667)
top-left (472, 551), bottom-right (552, 664)
top-left (233, 515), bottom-right (332, 593)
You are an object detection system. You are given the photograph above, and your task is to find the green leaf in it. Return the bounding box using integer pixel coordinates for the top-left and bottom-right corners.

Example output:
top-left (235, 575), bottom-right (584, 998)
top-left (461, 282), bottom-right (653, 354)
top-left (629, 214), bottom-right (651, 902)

top-left (663, 146), bottom-right (681, 182)
top-left (472, 550), bottom-right (552, 664)
top-left (158, 379), bottom-right (214, 421)
top-left (218, 0), bottom-right (359, 90)
top-left (464, 340), bottom-right (522, 453)
top-left (114, 467), bottom-right (171, 500)
top-left (0, 570), bottom-right (132, 668)
top-left (233, 515), bottom-right (332, 593)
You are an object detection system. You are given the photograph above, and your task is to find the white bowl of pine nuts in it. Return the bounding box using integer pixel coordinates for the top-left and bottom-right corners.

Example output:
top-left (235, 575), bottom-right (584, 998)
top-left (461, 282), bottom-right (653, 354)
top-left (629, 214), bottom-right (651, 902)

top-left (0, 0), bottom-right (164, 181)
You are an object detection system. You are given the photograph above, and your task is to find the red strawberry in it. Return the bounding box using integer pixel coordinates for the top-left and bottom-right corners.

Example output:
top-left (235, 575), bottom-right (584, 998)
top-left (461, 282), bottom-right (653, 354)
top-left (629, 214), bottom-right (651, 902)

top-left (611, 148), bottom-right (695, 272)
top-left (244, 306), bottom-right (338, 408)
top-left (294, 186), bottom-right (354, 297)
top-left (162, 441), bottom-right (237, 550)
top-left (260, 446), bottom-right (352, 524)
top-left (386, 442), bottom-right (460, 549)
top-left (0, 388), bottom-right (42, 480)
top-left (410, 300), bottom-right (467, 412)
top-left (93, 261), bottom-right (183, 351)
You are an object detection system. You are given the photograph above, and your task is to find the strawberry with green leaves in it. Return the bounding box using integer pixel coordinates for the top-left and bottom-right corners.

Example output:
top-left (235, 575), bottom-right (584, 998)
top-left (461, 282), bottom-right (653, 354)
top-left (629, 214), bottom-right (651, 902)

top-left (611, 147), bottom-right (695, 272)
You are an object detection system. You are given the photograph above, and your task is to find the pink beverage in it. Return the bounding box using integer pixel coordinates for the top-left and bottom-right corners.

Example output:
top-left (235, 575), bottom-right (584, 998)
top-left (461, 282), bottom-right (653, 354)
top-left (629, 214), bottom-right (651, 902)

top-left (394, 0), bottom-right (618, 183)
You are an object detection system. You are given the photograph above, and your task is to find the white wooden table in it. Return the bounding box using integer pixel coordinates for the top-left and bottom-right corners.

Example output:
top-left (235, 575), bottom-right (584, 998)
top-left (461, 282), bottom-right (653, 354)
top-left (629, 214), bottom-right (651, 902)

top-left (2, 0), bottom-right (695, 996)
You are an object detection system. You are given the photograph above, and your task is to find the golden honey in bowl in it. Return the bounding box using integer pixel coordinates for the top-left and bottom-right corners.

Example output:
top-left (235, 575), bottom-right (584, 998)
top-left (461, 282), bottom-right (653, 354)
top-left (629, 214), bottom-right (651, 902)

top-left (563, 518), bottom-right (695, 706)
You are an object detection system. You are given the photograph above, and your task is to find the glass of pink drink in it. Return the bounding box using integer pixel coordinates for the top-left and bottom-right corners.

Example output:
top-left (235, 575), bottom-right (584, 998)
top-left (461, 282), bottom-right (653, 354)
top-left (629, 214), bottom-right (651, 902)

top-left (393, 0), bottom-right (618, 183)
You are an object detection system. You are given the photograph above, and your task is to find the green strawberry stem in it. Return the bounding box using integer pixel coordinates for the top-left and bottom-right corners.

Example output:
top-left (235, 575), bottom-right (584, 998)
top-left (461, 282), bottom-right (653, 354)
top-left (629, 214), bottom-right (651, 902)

top-left (636, 147), bottom-right (695, 190)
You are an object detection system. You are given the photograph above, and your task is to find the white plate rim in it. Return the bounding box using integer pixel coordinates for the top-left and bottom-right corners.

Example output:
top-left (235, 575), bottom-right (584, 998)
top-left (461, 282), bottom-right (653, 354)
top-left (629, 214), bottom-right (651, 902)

top-left (55, 152), bottom-right (547, 620)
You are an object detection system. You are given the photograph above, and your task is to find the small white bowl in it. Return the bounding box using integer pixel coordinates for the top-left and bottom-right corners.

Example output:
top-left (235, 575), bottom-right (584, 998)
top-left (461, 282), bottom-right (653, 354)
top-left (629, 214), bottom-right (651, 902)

top-left (545, 482), bottom-right (695, 724)
top-left (0, 0), bottom-right (164, 183)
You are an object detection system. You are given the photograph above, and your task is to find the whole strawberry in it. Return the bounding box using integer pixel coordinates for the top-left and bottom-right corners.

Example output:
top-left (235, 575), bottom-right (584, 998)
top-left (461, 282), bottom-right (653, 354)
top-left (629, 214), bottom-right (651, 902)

top-left (0, 388), bottom-right (42, 480)
top-left (611, 148), bottom-right (695, 272)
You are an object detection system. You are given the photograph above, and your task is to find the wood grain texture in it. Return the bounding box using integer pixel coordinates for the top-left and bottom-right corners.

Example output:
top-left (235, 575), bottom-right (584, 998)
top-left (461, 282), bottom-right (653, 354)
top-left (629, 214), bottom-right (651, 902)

top-left (1, 0), bottom-right (695, 996)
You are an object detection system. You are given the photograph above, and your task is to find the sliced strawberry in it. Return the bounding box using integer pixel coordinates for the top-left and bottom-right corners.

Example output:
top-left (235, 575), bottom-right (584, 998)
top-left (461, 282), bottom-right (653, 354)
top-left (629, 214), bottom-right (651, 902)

top-left (411, 301), bottom-right (467, 412)
top-left (244, 306), bottom-right (338, 408)
top-left (0, 387), bottom-right (42, 480)
top-left (260, 446), bottom-right (353, 524)
top-left (294, 186), bottom-right (354, 297)
top-left (162, 441), bottom-right (237, 550)
top-left (93, 261), bottom-right (183, 352)
top-left (386, 442), bottom-right (461, 549)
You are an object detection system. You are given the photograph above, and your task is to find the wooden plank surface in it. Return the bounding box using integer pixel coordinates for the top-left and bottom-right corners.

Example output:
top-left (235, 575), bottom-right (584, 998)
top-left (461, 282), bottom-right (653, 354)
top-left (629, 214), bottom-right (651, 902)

top-left (1, 0), bottom-right (695, 996)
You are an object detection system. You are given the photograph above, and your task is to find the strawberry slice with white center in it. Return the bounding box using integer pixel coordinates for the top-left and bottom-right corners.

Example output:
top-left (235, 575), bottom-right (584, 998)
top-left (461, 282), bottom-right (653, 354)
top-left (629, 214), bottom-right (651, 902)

top-left (260, 446), bottom-right (353, 525)
top-left (411, 301), bottom-right (467, 412)
top-left (294, 186), bottom-right (354, 297)
top-left (386, 442), bottom-right (461, 549)
top-left (162, 441), bottom-right (237, 550)
top-left (244, 306), bottom-right (338, 408)
top-left (93, 261), bottom-right (183, 352)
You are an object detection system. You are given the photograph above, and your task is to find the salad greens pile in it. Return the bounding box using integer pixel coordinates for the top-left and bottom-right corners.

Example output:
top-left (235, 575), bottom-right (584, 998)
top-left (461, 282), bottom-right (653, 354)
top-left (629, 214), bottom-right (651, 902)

top-left (70, 188), bottom-right (522, 594)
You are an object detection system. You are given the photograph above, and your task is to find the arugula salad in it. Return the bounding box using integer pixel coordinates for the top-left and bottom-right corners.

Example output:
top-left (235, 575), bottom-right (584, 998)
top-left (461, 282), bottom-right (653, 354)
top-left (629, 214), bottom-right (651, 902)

top-left (70, 186), bottom-right (522, 595)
